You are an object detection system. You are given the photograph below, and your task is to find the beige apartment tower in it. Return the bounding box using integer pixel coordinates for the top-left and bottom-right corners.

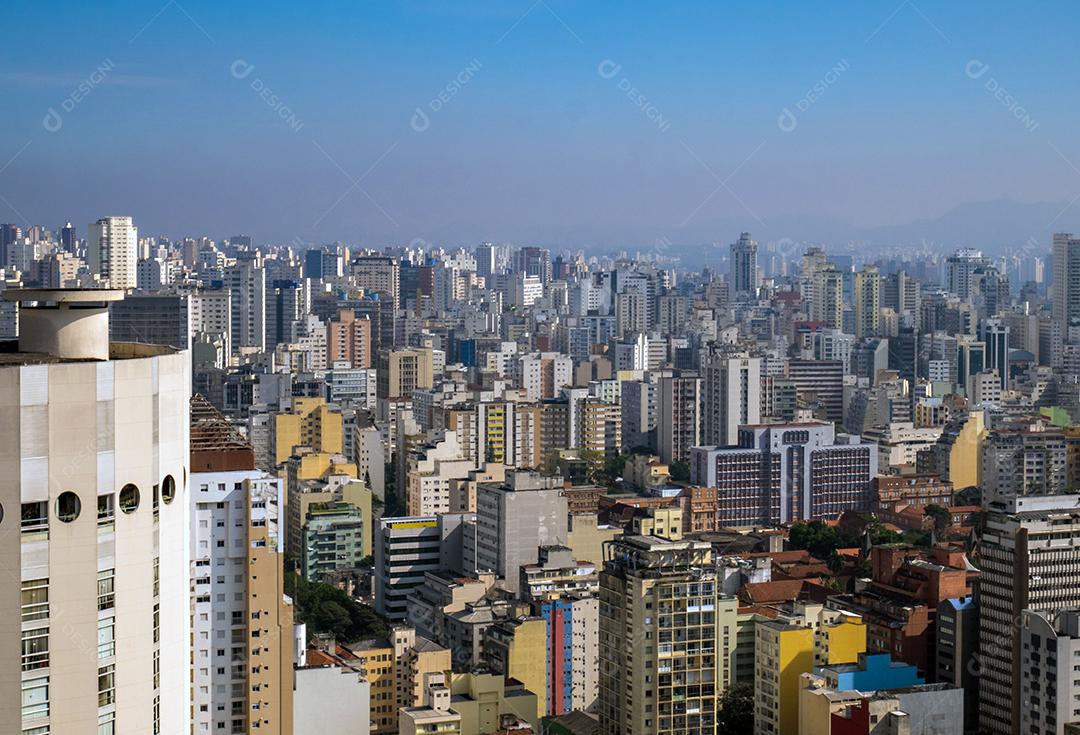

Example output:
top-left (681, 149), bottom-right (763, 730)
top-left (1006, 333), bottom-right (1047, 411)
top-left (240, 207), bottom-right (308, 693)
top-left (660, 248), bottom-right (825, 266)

top-left (598, 534), bottom-right (738, 735)
top-left (0, 289), bottom-right (191, 735)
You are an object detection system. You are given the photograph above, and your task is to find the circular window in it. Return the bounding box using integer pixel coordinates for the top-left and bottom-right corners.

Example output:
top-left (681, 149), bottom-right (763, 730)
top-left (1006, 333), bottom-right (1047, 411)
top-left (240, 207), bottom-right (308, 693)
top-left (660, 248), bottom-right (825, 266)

top-left (56, 492), bottom-right (81, 523)
top-left (119, 484), bottom-right (140, 514)
top-left (162, 475), bottom-right (177, 505)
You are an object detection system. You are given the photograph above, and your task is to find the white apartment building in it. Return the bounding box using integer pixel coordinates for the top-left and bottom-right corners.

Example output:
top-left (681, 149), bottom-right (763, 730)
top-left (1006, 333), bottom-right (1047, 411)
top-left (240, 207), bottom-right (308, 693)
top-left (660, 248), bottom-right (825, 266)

top-left (88, 216), bottom-right (138, 289)
top-left (190, 468), bottom-right (288, 734)
top-left (1, 288), bottom-right (190, 735)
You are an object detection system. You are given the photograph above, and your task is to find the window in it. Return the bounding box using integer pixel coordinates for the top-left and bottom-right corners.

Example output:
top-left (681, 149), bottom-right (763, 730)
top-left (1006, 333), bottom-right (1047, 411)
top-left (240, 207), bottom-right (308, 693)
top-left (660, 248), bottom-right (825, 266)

top-left (21, 628), bottom-right (48, 671)
top-left (98, 569), bottom-right (115, 610)
top-left (98, 494), bottom-right (114, 526)
top-left (98, 617), bottom-right (115, 659)
top-left (21, 579), bottom-right (48, 623)
top-left (98, 711), bottom-right (116, 735)
top-left (21, 676), bottom-right (49, 720)
top-left (56, 491), bottom-right (81, 523)
top-left (21, 502), bottom-right (48, 534)
top-left (119, 484), bottom-right (140, 514)
top-left (162, 475), bottom-right (176, 505)
top-left (98, 664), bottom-right (115, 707)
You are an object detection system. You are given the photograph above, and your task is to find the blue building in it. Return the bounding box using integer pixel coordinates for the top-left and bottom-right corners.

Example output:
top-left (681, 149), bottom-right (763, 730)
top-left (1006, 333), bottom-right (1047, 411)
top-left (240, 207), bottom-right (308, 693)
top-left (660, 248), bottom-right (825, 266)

top-left (817, 652), bottom-right (924, 692)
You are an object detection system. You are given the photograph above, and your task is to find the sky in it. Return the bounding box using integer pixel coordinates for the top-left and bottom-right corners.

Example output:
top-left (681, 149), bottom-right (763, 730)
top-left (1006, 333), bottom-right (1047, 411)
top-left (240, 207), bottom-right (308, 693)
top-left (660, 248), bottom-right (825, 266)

top-left (2, 1), bottom-right (1080, 253)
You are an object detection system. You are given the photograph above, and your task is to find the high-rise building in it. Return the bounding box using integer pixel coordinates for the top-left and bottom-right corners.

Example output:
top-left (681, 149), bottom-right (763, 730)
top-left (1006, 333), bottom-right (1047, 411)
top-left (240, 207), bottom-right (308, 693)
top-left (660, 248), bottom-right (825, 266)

top-left (1018, 609), bottom-right (1080, 735)
top-left (701, 350), bottom-right (761, 447)
top-left (853, 265), bottom-right (881, 338)
top-left (353, 254), bottom-right (401, 306)
top-left (377, 346), bottom-right (435, 399)
top-left (946, 248), bottom-right (989, 300)
top-left (0, 223), bottom-right (21, 266)
top-left (983, 424), bottom-right (1068, 500)
top-left (0, 288), bottom-right (190, 735)
top-left (109, 293), bottom-right (193, 352)
top-left (224, 252), bottom-right (266, 354)
top-left (730, 231), bottom-right (759, 300)
top-left (1052, 233), bottom-right (1080, 349)
top-left (657, 373), bottom-right (702, 465)
top-left (475, 242), bottom-right (496, 285)
top-left (87, 216), bottom-right (138, 289)
top-left (59, 221), bottom-right (76, 253)
top-left (983, 317), bottom-right (1010, 389)
top-left (811, 266), bottom-right (844, 328)
top-left (539, 592), bottom-right (599, 716)
top-left (598, 534), bottom-right (739, 735)
top-left (691, 421), bottom-right (877, 527)
top-left (327, 308), bottom-right (374, 368)
top-left (189, 395), bottom-right (293, 735)
top-left (470, 471), bottom-right (568, 595)
top-left (979, 494), bottom-right (1080, 735)
top-left (375, 517), bottom-right (443, 621)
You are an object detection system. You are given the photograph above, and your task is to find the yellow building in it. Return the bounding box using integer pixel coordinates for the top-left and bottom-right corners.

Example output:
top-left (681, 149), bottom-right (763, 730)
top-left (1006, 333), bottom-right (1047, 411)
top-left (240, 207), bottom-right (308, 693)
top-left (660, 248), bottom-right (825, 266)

top-left (394, 626), bottom-right (453, 713)
top-left (598, 535), bottom-right (740, 735)
top-left (480, 401), bottom-right (508, 464)
top-left (351, 626), bottom-right (454, 734)
top-left (352, 639), bottom-right (398, 733)
top-left (631, 506), bottom-right (683, 540)
top-left (283, 450), bottom-right (359, 555)
top-left (449, 672), bottom-right (540, 735)
top-left (754, 609), bottom-right (866, 735)
top-left (378, 346), bottom-right (435, 399)
top-left (273, 396), bottom-right (344, 465)
top-left (483, 617), bottom-right (549, 721)
top-left (290, 478), bottom-right (373, 559)
top-left (566, 512), bottom-right (621, 566)
top-left (949, 410), bottom-right (986, 489)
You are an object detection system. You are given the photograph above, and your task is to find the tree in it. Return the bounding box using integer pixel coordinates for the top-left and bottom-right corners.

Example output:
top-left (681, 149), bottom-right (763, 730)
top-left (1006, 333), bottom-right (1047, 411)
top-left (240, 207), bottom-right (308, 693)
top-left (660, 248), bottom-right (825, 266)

top-left (669, 461), bottom-right (691, 482)
top-left (285, 573), bottom-right (389, 642)
top-left (924, 504), bottom-right (952, 534)
top-left (788, 520), bottom-right (858, 559)
top-left (717, 681), bottom-right (754, 734)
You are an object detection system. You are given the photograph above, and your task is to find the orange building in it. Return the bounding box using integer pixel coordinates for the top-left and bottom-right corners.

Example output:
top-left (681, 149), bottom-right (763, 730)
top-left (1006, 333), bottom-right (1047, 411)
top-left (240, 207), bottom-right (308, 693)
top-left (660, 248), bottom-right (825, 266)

top-left (327, 308), bottom-right (374, 368)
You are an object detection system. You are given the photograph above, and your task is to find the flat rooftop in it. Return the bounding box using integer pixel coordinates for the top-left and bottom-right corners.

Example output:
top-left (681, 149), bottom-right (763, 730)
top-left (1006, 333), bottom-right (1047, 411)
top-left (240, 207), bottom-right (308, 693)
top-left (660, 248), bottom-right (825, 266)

top-left (0, 340), bottom-right (179, 365)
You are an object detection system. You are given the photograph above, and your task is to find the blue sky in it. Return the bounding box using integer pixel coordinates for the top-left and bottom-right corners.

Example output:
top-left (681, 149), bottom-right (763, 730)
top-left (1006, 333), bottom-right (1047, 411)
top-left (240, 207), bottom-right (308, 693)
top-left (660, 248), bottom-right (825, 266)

top-left (2, 1), bottom-right (1080, 251)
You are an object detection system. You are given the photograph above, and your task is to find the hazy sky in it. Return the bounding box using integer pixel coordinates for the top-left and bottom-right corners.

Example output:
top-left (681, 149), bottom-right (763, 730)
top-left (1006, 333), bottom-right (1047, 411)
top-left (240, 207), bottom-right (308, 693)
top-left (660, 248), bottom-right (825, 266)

top-left (2, 1), bottom-right (1080, 251)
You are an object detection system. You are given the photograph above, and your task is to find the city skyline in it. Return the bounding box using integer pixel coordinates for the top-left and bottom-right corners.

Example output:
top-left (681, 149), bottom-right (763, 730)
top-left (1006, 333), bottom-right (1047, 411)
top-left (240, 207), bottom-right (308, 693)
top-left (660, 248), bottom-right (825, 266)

top-left (3, 2), bottom-right (1080, 249)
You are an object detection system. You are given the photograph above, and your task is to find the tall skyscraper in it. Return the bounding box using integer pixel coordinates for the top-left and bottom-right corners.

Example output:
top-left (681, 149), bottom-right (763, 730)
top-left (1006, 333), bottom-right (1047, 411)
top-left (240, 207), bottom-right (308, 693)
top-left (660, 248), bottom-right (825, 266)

top-left (0, 288), bottom-right (191, 735)
top-left (979, 494), bottom-right (1080, 735)
top-left (730, 231), bottom-right (759, 300)
top-left (475, 242), bottom-right (496, 285)
top-left (353, 254), bottom-right (402, 306)
top-left (59, 222), bottom-right (76, 253)
top-left (701, 350), bottom-right (761, 447)
top-left (0, 223), bottom-right (21, 267)
top-left (853, 265), bottom-right (881, 338)
top-left (657, 373), bottom-right (702, 465)
top-left (982, 317), bottom-right (1010, 389)
top-left (946, 248), bottom-right (989, 300)
top-left (189, 396), bottom-right (293, 735)
top-left (1052, 233), bottom-right (1080, 354)
top-left (598, 533), bottom-right (738, 735)
top-left (811, 265), bottom-right (844, 328)
top-left (87, 216), bottom-right (138, 289)
top-left (224, 251), bottom-right (266, 354)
